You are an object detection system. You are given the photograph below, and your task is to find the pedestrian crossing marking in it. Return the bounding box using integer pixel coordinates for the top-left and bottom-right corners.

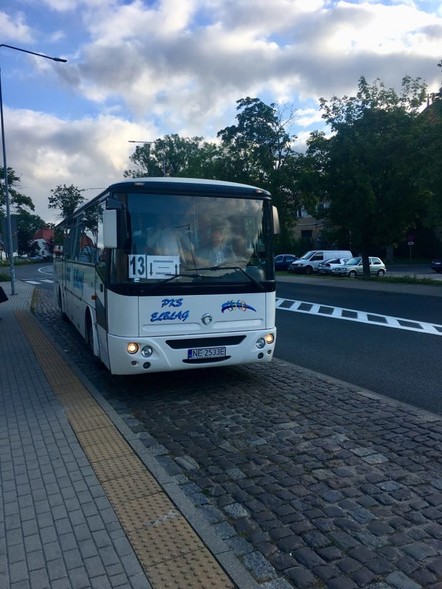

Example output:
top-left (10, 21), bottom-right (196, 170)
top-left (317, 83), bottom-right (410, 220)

top-left (276, 297), bottom-right (442, 337)
top-left (24, 279), bottom-right (54, 285)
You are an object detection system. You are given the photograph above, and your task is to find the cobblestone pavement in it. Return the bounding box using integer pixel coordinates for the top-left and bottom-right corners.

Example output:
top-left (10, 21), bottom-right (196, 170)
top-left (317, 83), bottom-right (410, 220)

top-left (33, 288), bottom-right (442, 589)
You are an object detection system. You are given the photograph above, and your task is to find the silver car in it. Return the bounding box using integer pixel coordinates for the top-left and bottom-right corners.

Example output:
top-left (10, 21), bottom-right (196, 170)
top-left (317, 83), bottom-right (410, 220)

top-left (331, 256), bottom-right (386, 278)
top-left (318, 257), bottom-right (350, 274)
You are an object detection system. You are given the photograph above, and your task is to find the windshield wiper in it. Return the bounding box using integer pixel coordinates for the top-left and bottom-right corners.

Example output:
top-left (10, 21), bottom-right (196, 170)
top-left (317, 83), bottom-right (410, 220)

top-left (144, 271), bottom-right (202, 292)
top-left (194, 265), bottom-right (265, 290)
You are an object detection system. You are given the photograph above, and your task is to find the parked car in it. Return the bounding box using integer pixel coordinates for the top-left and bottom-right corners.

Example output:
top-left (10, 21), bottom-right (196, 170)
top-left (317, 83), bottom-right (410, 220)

top-left (318, 257), bottom-right (350, 274)
top-left (331, 256), bottom-right (386, 278)
top-left (431, 259), bottom-right (442, 274)
top-left (274, 254), bottom-right (298, 271)
top-left (288, 250), bottom-right (353, 274)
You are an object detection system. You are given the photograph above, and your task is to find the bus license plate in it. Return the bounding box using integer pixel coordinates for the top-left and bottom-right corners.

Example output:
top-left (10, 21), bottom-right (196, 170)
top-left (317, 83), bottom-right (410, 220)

top-left (187, 347), bottom-right (226, 359)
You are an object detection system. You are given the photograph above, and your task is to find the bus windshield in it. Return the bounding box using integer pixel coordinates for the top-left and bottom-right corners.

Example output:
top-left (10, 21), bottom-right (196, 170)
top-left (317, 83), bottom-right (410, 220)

top-left (112, 192), bottom-right (272, 285)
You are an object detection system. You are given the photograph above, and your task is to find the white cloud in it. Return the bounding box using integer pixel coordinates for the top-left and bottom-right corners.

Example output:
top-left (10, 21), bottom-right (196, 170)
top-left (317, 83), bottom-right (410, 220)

top-left (1, 0), bottom-right (441, 221)
top-left (296, 108), bottom-right (324, 129)
top-left (5, 107), bottom-right (153, 221)
top-left (0, 10), bottom-right (34, 42)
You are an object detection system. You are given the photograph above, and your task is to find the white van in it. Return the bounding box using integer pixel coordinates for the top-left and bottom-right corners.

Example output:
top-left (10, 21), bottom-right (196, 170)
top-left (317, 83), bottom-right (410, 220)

top-left (288, 250), bottom-right (352, 274)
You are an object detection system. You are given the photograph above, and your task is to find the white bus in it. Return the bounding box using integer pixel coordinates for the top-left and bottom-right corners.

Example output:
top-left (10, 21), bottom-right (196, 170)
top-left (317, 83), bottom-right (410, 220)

top-left (53, 178), bottom-right (278, 375)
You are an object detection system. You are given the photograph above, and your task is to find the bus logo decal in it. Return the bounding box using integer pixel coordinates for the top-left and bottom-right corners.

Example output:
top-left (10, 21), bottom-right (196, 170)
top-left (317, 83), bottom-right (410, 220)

top-left (161, 298), bottom-right (183, 308)
top-left (222, 300), bottom-right (256, 313)
top-left (150, 310), bottom-right (190, 322)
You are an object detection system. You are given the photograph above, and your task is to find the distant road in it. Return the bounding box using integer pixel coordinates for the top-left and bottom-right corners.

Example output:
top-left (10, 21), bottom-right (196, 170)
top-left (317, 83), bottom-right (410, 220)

top-left (12, 262), bottom-right (54, 291)
top-left (386, 263), bottom-right (442, 280)
top-left (275, 275), bottom-right (442, 414)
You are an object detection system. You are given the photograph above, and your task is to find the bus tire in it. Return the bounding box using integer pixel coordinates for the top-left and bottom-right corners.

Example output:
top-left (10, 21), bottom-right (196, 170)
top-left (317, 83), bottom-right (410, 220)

top-left (85, 312), bottom-right (94, 354)
top-left (58, 288), bottom-right (68, 322)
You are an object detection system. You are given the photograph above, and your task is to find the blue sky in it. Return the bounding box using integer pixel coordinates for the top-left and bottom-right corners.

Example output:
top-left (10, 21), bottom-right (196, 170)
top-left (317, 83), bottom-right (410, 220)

top-left (1, 0), bottom-right (441, 222)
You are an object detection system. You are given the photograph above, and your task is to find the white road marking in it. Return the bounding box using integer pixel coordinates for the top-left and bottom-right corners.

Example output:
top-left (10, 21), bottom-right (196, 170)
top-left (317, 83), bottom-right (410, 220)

top-left (276, 297), bottom-right (442, 337)
top-left (24, 279), bottom-right (54, 285)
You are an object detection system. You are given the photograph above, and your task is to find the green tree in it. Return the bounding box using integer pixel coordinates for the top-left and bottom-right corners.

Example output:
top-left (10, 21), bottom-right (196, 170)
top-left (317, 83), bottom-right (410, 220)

top-left (0, 166), bottom-right (35, 218)
top-left (182, 141), bottom-right (227, 179)
top-left (217, 97), bottom-right (302, 245)
top-left (415, 65), bottom-right (442, 240)
top-left (303, 76), bottom-right (430, 274)
top-left (16, 212), bottom-right (47, 255)
top-left (48, 184), bottom-right (86, 219)
top-left (124, 134), bottom-right (204, 178)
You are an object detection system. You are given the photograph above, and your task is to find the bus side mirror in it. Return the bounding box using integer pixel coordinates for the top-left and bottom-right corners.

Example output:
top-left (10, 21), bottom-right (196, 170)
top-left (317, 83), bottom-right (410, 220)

top-left (103, 199), bottom-right (128, 249)
top-left (103, 209), bottom-right (118, 249)
top-left (273, 206), bottom-right (280, 234)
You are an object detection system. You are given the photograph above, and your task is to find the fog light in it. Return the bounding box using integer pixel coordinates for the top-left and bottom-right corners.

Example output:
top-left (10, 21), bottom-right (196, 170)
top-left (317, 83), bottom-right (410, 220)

top-left (141, 345), bottom-right (153, 358)
top-left (256, 337), bottom-right (265, 349)
top-left (127, 342), bottom-right (139, 354)
top-left (265, 333), bottom-right (275, 345)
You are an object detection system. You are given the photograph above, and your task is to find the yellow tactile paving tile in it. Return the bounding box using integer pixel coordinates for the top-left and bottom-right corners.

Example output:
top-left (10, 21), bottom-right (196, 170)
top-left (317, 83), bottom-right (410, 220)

top-left (146, 550), bottom-right (235, 589)
top-left (78, 437), bottom-right (133, 463)
top-left (67, 412), bottom-right (115, 433)
top-left (49, 382), bottom-right (91, 397)
top-left (74, 425), bottom-right (129, 448)
top-left (126, 518), bottom-right (206, 566)
top-left (111, 494), bottom-right (185, 533)
top-left (91, 455), bottom-right (147, 482)
top-left (40, 369), bottom-right (80, 387)
top-left (62, 396), bottom-right (103, 411)
top-left (15, 311), bottom-right (236, 589)
top-left (101, 472), bottom-right (161, 501)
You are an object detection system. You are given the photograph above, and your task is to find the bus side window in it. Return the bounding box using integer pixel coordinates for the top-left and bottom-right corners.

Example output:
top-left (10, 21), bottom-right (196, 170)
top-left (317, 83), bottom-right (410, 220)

top-left (96, 204), bottom-right (106, 276)
top-left (78, 208), bottom-right (99, 263)
top-left (63, 226), bottom-right (74, 260)
top-left (78, 231), bottom-right (95, 262)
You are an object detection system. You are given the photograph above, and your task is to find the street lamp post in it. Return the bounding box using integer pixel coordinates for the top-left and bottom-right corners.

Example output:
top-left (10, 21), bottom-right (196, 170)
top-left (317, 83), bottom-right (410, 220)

top-left (0, 44), bottom-right (66, 295)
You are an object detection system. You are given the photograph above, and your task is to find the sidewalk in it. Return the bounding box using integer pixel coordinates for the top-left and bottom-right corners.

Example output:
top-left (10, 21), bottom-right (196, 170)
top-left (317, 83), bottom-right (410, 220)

top-left (2, 280), bottom-right (442, 589)
top-left (0, 282), bottom-right (251, 589)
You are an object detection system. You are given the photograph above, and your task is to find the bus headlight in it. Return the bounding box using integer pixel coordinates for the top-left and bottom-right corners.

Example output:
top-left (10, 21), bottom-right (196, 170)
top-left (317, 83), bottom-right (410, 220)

top-left (256, 334), bottom-right (275, 349)
top-left (265, 333), bottom-right (275, 345)
top-left (140, 345), bottom-right (153, 358)
top-left (127, 342), bottom-right (139, 354)
top-left (256, 338), bottom-right (266, 349)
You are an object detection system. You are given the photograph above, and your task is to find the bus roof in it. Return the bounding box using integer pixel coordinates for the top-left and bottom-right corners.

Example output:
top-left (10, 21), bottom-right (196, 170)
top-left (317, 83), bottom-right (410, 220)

top-left (58, 177), bottom-right (272, 225)
top-left (106, 177), bottom-right (271, 196)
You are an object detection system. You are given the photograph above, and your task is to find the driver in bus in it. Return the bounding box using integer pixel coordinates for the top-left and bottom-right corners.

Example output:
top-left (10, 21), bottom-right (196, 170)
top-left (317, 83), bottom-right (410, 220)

top-left (198, 226), bottom-right (234, 266)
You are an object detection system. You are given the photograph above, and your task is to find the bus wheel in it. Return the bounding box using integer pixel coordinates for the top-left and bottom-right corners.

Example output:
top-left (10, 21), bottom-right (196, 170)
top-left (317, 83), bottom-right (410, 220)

top-left (85, 313), bottom-right (94, 354)
top-left (58, 288), bottom-right (68, 321)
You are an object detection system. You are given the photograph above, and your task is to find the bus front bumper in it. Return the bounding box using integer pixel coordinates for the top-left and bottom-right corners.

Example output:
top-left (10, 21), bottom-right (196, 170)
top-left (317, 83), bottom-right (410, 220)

top-left (106, 329), bottom-right (276, 375)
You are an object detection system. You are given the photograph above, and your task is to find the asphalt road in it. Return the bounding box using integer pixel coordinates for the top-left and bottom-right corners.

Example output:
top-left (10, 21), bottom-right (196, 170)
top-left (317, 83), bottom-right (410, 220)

top-left (275, 275), bottom-right (442, 414)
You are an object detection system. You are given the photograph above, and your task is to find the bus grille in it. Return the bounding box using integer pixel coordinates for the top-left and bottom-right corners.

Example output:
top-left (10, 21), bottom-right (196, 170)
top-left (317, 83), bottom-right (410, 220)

top-left (165, 336), bottom-right (245, 349)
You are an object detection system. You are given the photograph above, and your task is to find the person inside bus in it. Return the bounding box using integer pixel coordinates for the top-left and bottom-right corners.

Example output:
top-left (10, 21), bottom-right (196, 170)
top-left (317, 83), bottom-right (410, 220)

top-left (198, 226), bottom-right (234, 266)
top-left (78, 232), bottom-right (96, 263)
top-left (148, 215), bottom-right (184, 258)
